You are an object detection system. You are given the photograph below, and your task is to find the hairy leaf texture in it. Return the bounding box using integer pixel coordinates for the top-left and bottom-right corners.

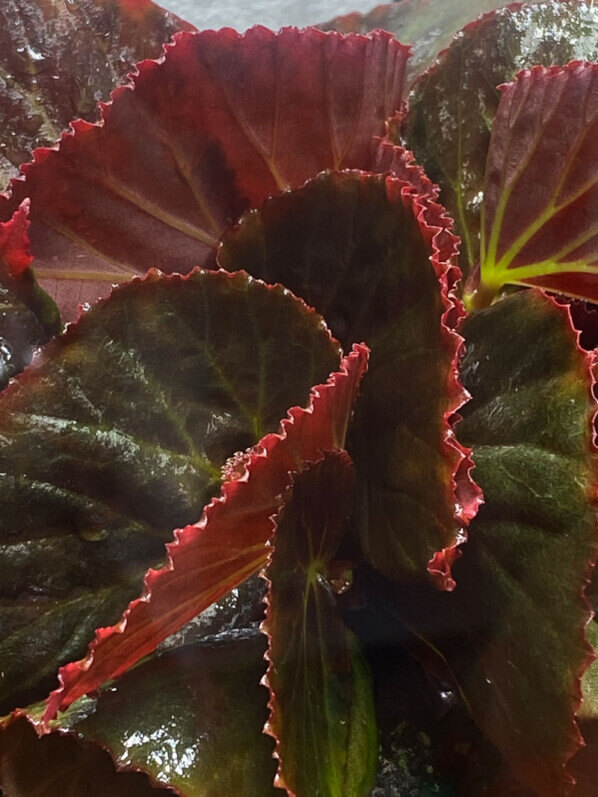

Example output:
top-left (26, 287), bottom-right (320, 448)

top-left (0, 0), bottom-right (193, 187)
top-left (372, 290), bottom-right (598, 796)
top-left (319, 0), bottom-right (518, 82)
top-left (471, 62), bottom-right (598, 308)
top-left (262, 453), bottom-right (377, 796)
top-left (0, 27), bottom-right (408, 320)
top-left (0, 268), bottom-right (340, 712)
top-left (0, 200), bottom-right (60, 388)
top-left (404, 0), bottom-right (598, 278)
top-left (219, 170), bottom-right (481, 588)
top-left (43, 344), bottom-right (368, 722)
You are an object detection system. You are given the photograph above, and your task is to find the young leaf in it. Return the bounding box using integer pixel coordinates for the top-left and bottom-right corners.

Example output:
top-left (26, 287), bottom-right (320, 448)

top-left (1, 27), bottom-right (408, 320)
top-left (219, 170), bottom-right (481, 588)
top-left (404, 0), bottom-right (598, 278)
top-left (262, 452), bottom-right (377, 797)
top-left (51, 631), bottom-right (280, 795)
top-left (381, 290), bottom-right (598, 796)
top-left (0, 715), bottom-right (168, 796)
top-left (0, 0), bottom-right (193, 187)
top-left (0, 267), bottom-right (341, 712)
top-left (468, 63), bottom-right (598, 309)
top-left (319, 0), bottom-right (518, 82)
top-left (43, 343), bottom-right (368, 722)
top-left (0, 199), bottom-right (61, 388)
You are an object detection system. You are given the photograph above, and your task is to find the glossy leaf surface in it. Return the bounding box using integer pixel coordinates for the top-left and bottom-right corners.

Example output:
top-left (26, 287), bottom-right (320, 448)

top-left (220, 170), bottom-right (481, 587)
top-left (319, 0), bottom-right (516, 82)
top-left (404, 0), bottom-right (598, 278)
top-left (263, 452), bottom-right (377, 796)
top-left (44, 344), bottom-right (368, 721)
top-left (1, 27), bottom-right (408, 320)
top-left (473, 63), bottom-right (598, 308)
top-left (57, 631), bottom-right (280, 796)
top-left (0, 199), bottom-right (60, 388)
top-left (0, 0), bottom-right (193, 187)
top-left (0, 268), bottom-right (340, 712)
top-left (384, 290), bottom-right (597, 796)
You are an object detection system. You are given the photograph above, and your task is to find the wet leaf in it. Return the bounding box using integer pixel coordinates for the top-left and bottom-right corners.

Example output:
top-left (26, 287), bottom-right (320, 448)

top-left (219, 170), bottom-right (481, 588)
top-left (404, 0), bottom-right (598, 279)
top-left (263, 452), bottom-right (377, 797)
top-left (43, 344), bottom-right (368, 722)
top-left (0, 268), bottom-right (340, 712)
top-left (0, 0), bottom-right (193, 187)
top-left (1, 27), bottom-right (408, 320)
top-left (469, 63), bottom-right (598, 308)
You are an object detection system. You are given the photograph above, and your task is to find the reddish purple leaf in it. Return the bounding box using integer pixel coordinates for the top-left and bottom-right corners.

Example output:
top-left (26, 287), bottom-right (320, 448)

top-left (42, 344), bottom-right (368, 722)
top-left (0, 27), bottom-right (408, 321)
top-left (470, 62), bottom-right (598, 308)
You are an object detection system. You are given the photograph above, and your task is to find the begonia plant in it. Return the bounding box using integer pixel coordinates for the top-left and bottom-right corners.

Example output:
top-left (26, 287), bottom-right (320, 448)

top-left (0, 1), bottom-right (597, 795)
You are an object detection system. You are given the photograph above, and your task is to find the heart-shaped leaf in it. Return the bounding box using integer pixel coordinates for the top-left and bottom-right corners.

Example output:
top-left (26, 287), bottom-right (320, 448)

top-left (319, 0), bottom-right (519, 82)
top-left (404, 0), bottom-right (598, 278)
top-left (219, 169), bottom-right (481, 588)
top-left (376, 290), bottom-right (598, 796)
top-left (468, 62), bottom-right (598, 309)
top-left (0, 199), bottom-right (60, 388)
top-left (43, 343), bottom-right (368, 722)
top-left (1, 27), bottom-right (408, 320)
top-left (0, 0), bottom-right (193, 187)
top-left (0, 267), bottom-right (341, 713)
top-left (262, 451), bottom-right (377, 797)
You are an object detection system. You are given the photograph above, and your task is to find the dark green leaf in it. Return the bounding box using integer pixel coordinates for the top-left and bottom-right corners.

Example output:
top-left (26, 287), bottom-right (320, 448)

top-left (263, 452), bottom-right (377, 796)
top-left (404, 0), bottom-right (598, 279)
top-left (219, 170), bottom-right (480, 587)
top-left (0, 268), bottom-right (339, 712)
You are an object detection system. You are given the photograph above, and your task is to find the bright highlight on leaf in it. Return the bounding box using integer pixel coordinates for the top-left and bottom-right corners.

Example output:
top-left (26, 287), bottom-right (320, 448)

top-left (262, 452), bottom-right (377, 797)
top-left (468, 62), bottom-right (598, 309)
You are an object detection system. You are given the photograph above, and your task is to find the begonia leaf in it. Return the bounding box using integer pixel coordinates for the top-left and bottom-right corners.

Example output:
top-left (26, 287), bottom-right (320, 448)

top-left (0, 267), bottom-right (341, 713)
top-left (0, 0), bottom-right (193, 187)
top-left (404, 0), bottom-right (598, 279)
top-left (469, 63), bottom-right (598, 309)
top-left (219, 170), bottom-right (481, 588)
top-left (0, 715), bottom-right (168, 796)
top-left (319, 0), bottom-right (518, 82)
top-left (43, 343), bottom-right (368, 722)
top-left (580, 620), bottom-right (598, 721)
top-left (52, 631), bottom-right (280, 796)
top-left (0, 199), bottom-right (60, 388)
top-left (0, 27), bottom-right (408, 320)
top-left (376, 290), bottom-right (598, 796)
top-left (262, 452), bottom-right (377, 796)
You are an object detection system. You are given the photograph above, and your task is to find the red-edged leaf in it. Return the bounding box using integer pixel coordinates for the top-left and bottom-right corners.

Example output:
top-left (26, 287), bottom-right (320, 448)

top-left (219, 169), bottom-right (481, 588)
top-left (0, 267), bottom-right (342, 712)
top-left (0, 27), bottom-right (408, 321)
top-left (42, 343), bottom-right (368, 722)
top-left (374, 290), bottom-right (598, 796)
top-left (0, 199), bottom-right (60, 388)
top-left (47, 631), bottom-right (280, 795)
top-left (0, 0), bottom-right (193, 187)
top-left (319, 0), bottom-right (518, 82)
top-left (469, 62), bottom-right (598, 308)
top-left (262, 451), bottom-right (377, 796)
top-left (0, 714), bottom-right (168, 796)
top-left (404, 0), bottom-right (598, 279)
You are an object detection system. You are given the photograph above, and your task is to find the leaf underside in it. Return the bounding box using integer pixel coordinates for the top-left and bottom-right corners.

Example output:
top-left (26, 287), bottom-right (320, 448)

top-left (381, 290), bottom-right (597, 796)
top-left (43, 341), bottom-right (368, 722)
top-left (219, 169), bottom-right (480, 587)
top-left (0, 27), bottom-right (408, 321)
top-left (478, 62), bottom-right (598, 306)
top-left (263, 452), bottom-right (377, 797)
top-left (0, 267), bottom-right (340, 713)
top-left (0, 0), bottom-right (193, 187)
top-left (404, 0), bottom-right (598, 279)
